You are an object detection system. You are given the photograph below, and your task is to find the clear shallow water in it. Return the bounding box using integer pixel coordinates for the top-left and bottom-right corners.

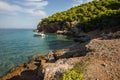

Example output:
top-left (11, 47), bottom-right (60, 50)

top-left (0, 29), bottom-right (74, 77)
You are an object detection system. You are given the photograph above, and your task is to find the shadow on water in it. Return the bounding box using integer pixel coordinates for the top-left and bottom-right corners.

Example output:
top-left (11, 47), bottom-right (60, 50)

top-left (44, 34), bottom-right (74, 50)
top-left (46, 40), bottom-right (74, 50)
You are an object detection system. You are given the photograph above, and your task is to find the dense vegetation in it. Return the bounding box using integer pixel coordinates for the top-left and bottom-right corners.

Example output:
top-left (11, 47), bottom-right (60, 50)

top-left (38, 0), bottom-right (120, 32)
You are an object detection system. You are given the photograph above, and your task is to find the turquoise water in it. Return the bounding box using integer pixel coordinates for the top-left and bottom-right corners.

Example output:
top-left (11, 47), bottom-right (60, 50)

top-left (0, 29), bottom-right (74, 77)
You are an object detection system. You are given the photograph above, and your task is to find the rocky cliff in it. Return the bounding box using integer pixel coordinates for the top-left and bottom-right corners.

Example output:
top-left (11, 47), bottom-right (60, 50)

top-left (37, 23), bottom-right (61, 33)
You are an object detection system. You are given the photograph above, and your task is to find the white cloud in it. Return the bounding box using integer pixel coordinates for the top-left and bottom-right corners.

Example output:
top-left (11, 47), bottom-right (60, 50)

top-left (24, 0), bottom-right (48, 9)
top-left (25, 9), bottom-right (47, 16)
top-left (0, 0), bottom-right (48, 17)
top-left (73, 0), bottom-right (93, 6)
top-left (0, 1), bottom-right (22, 12)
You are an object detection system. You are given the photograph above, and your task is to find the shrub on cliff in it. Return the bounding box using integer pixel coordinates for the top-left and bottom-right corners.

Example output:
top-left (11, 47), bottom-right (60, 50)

top-left (61, 69), bottom-right (84, 80)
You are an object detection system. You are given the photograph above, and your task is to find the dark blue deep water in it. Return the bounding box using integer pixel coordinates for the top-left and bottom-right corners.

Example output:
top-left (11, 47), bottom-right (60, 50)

top-left (0, 29), bottom-right (74, 77)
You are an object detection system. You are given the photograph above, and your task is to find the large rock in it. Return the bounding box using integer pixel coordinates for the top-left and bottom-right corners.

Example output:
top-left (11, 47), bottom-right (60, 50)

top-left (38, 58), bottom-right (80, 80)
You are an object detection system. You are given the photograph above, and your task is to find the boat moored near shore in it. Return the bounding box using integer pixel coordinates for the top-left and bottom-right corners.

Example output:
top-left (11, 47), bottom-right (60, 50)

top-left (34, 32), bottom-right (45, 37)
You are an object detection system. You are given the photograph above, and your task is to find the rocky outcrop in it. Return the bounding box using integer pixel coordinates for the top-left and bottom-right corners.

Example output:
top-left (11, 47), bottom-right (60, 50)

top-left (37, 23), bottom-right (60, 33)
top-left (36, 42), bottom-right (88, 80)
top-left (37, 20), bottom-right (80, 34)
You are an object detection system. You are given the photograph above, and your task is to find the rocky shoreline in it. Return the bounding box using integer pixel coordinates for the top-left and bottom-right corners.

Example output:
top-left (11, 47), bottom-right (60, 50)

top-left (0, 41), bottom-right (85, 80)
top-left (0, 31), bottom-right (120, 80)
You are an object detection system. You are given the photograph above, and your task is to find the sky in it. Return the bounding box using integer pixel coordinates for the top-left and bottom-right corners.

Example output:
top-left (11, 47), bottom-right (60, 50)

top-left (0, 0), bottom-right (93, 29)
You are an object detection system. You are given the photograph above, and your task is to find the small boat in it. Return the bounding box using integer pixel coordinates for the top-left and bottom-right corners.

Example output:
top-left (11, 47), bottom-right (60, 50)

top-left (34, 32), bottom-right (45, 37)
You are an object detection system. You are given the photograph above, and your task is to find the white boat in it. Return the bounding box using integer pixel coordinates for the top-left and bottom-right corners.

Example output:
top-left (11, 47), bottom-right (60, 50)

top-left (34, 32), bottom-right (45, 37)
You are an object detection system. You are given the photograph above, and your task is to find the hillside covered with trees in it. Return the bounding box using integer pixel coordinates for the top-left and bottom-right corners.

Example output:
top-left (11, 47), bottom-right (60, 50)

top-left (37, 0), bottom-right (120, 32)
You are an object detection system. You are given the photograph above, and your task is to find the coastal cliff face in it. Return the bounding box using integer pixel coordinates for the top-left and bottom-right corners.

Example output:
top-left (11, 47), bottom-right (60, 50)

top-left (37, 22), bottom-right (79, 35)
top-left (37, 23), bottom-right (60, 33)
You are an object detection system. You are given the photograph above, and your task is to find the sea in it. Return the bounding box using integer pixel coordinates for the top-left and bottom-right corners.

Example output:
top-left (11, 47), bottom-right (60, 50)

top-left (0, 29), bottom-right (74, 77)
